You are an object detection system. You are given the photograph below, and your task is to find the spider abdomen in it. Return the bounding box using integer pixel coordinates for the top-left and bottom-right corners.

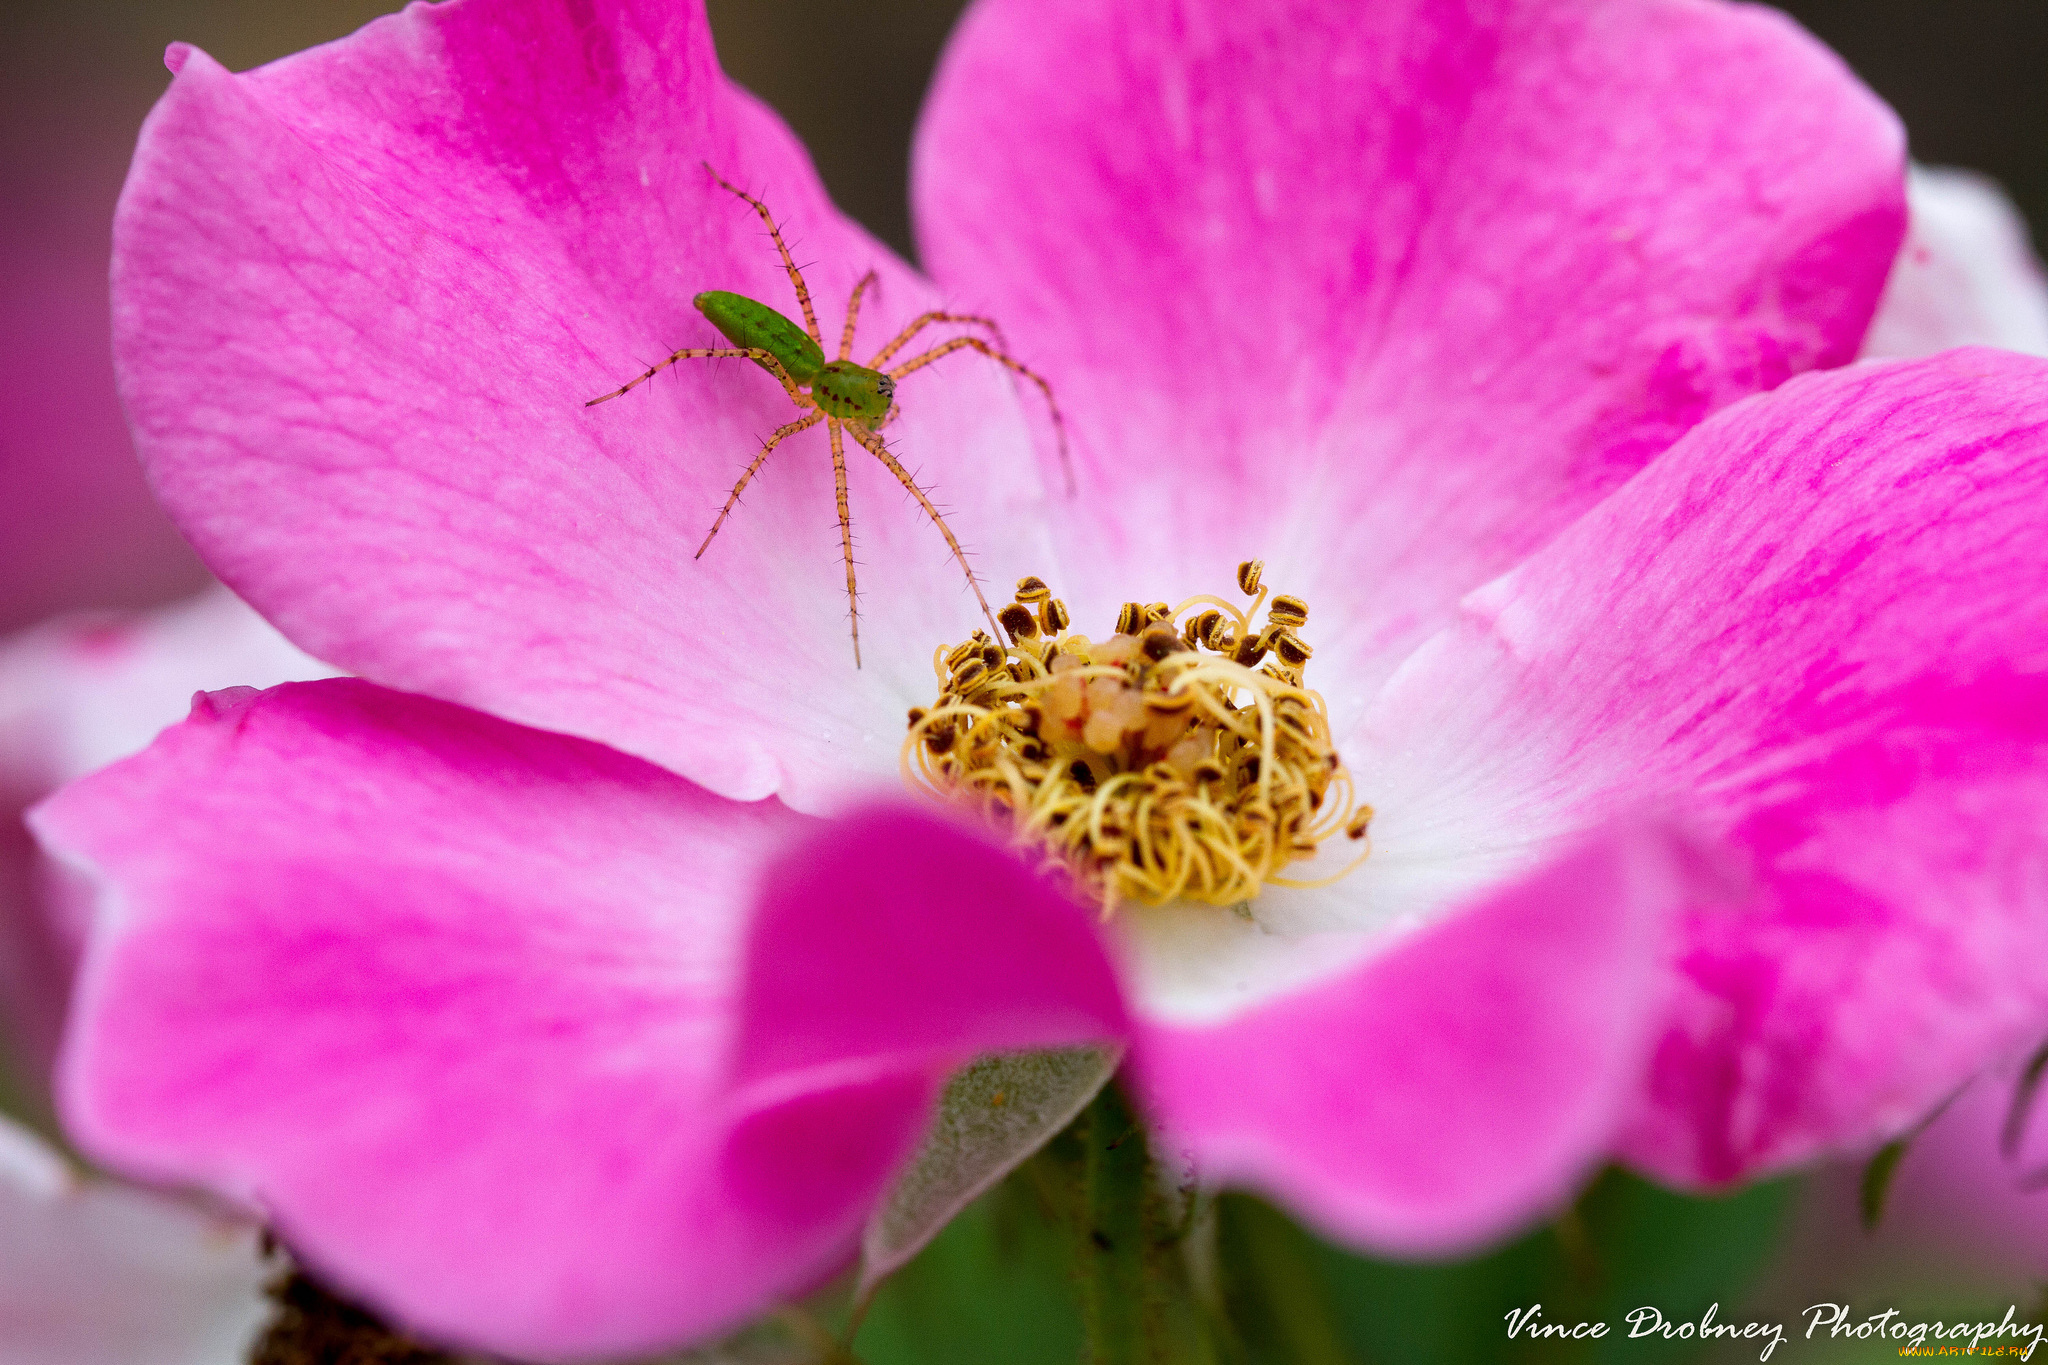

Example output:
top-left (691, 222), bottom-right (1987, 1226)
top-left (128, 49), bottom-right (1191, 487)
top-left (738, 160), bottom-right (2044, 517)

top-left (694, 290), bottom-right (824, 384)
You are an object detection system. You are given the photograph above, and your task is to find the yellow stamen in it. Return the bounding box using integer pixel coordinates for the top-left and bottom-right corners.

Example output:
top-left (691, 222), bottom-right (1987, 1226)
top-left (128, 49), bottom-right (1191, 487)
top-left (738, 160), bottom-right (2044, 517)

top-left (902, 561), bottom-right (1372, 915)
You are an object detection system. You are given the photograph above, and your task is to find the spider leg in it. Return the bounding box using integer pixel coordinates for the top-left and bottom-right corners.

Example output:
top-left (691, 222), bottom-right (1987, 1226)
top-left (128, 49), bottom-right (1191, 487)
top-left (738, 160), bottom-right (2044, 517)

top-left (586, 346), bottom-right (806, 408)
top-left (703, 162), bottom-right (823, 345)
top-left (865, 311), bottom-right (1009, 371)
top-left (844, 421), bottom-right (1002, 641)
top-left (695, 410), bottom-right (826, 560)
top-left (827, 418), bottom-right (862, 668)
top-left (840, 270), bottom-right (881, 361)
top-left (888, 336), bottom-right (1075, 495)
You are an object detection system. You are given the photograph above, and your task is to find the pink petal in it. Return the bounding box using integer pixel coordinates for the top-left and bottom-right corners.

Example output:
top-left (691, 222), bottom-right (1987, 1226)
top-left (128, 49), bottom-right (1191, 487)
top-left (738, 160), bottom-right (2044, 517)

top-left (1131, 820), bottom-right (1694, 1254)
top-left (115, 0), bottom-right (1053, 813)
top-left (0, 590), bottom-right (328, 1108)
top-left (730, 803), bottom-right (1129, 1270)
top-left (34, 681), bottom-right (895, 1358)
top-left (1862, 166), bottom-right (2048, 360)
top-left (734, 803), bottom-right (1128, 1087)
top-left (914, 0), bottom-right (1904, 711)
top-left (1350, 348), bottom-right (2048, 1183)
top-left (33, 687), bottom-right (1129, 1358)
top-left (0, 1116), bottom-right (267, 1365)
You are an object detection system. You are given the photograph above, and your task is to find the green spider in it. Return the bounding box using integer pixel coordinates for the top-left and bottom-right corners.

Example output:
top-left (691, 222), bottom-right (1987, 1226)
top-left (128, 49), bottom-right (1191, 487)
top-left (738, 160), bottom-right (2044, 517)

top-left (587, 165), bottom-right (1070, 667)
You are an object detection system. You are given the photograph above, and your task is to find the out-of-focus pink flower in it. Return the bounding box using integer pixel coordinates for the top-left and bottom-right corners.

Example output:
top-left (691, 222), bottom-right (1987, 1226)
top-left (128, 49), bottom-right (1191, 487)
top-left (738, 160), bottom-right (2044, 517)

top-left (1863, 167), bottom-right (2048, 362)
top-left (1787, 1077), bottom-right (2048, 1302)
top-left (1, 589), bottom-right (328, 1101)
top-left (0, 1114), bottom-right (267, 1365)
top-left (0, 95), bottom-right (207, 633)
top-left (29, 0), bottom-right (2048, 1357)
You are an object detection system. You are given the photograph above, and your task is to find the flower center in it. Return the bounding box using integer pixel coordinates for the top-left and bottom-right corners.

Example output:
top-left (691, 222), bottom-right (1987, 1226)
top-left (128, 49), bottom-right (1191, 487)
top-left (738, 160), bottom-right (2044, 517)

top-left (903, 560), bottom-right (1371, 914)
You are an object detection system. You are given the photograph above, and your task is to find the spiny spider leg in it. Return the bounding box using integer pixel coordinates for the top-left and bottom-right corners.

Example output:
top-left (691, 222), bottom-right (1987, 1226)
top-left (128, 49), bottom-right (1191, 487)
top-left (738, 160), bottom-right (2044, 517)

top-left (888, 336), bottom-right (1075, 494)
top-left (840, 270), bottom-right (880, 361)
top-left (866, 311), bottom-right (1008, 370)
top-left (702, 163), bottom-right (822, 345)
top-left (845, 421), bottom-right (1002, 640)
top-left (695, 410), bottom-right (826, 560)
top-left (586, 346), bottom-right (804, 408)
top-left (827, 419), bottom-right (862, 668)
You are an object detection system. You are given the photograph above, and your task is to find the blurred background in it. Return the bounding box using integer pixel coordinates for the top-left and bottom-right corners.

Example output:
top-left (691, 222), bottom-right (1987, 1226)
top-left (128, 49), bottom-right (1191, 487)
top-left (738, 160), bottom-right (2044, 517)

top-left (2, 1), bottom-right (2044, 1360)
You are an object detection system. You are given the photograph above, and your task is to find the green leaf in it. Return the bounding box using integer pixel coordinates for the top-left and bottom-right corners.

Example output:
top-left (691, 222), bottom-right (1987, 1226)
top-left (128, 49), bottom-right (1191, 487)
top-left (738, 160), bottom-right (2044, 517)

top-left (852, 1173), bottom-right (1083, 1365)
top-left (1214, 1168), bottom-right (1796, 1365)
top-left (1212, 1197), bottom-right (1354, 1365)
top-left (1857, 1137), bottom-right (1909, 1232)
top-left (1575, 1169), bottom-right (1795, 1364)
top-left (2001, 1034), bottom-right (2048, 1158)
top-left (1858, 1085), bottom-right (1966, 1232)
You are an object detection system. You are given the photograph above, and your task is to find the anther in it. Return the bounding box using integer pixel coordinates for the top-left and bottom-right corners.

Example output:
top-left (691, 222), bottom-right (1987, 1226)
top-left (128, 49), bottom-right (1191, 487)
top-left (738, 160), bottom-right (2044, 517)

top-left (1273, 630), bottom-right (1312, 667)
top-left (1232, 635), bottom-right (1269, 667)
top-left (951, 659), bottom-right (989, 691)
top-left (998, 603), bottom-right (1040, 641)
top-left (945, 640), bottom-right (981, 672)
top-left (1115, 602), bottom-right (1145, 635)
top-left (1268, 595), bottom-right (1309, 628)
top-left (907, 707), bottom-right (926, 727)
top-left (1237, 559), bottom-right (1264, 595)
top-left (1347, 807), bottom-right (1374, 840)
top-left (1139, 625), bottom-right (1187, 661)
top-left (1144, 602), bottom-right (1173, 625)
top-left (1039, 598), bottom-right (1071, 634)
top-left (1014, 576), bottom-right (1051, 604)
top-left (1184, 608), bottom-right (1222, 649)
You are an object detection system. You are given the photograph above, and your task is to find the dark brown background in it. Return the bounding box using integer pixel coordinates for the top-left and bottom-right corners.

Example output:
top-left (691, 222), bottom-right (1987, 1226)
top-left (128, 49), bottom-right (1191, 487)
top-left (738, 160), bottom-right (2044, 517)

top-left (1, 0), bottom-right (2042, 629)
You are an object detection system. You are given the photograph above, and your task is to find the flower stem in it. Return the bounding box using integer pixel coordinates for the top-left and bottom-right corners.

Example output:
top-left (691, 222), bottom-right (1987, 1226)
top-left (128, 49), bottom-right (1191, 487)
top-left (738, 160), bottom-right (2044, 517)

top-left (1073, 1082), bottom-right (1218, 1365)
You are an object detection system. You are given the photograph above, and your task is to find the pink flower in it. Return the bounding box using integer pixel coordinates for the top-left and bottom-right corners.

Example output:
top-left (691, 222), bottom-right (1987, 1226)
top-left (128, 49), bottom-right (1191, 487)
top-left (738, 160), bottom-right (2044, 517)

top-left (1863, 167), bottom-right (2048, 363)
top-left (0, 96), bottom-right (207, 632)
top-left (1769, 1074), bottom-right (2048, 1307)
top-left (28, 0), bottom-right (2048, 1357)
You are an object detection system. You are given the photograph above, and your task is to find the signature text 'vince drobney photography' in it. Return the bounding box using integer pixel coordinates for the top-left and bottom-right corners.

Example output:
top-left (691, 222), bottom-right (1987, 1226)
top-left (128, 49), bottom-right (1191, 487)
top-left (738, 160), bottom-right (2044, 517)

top-left (1505, 1301), bottom-right (2047, 1360)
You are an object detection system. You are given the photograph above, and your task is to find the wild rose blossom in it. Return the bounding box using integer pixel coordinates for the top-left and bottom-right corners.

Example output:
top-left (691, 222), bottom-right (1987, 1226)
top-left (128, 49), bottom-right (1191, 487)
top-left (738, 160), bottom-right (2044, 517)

top-left (27, 0), bottom-right (2048, 1358)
